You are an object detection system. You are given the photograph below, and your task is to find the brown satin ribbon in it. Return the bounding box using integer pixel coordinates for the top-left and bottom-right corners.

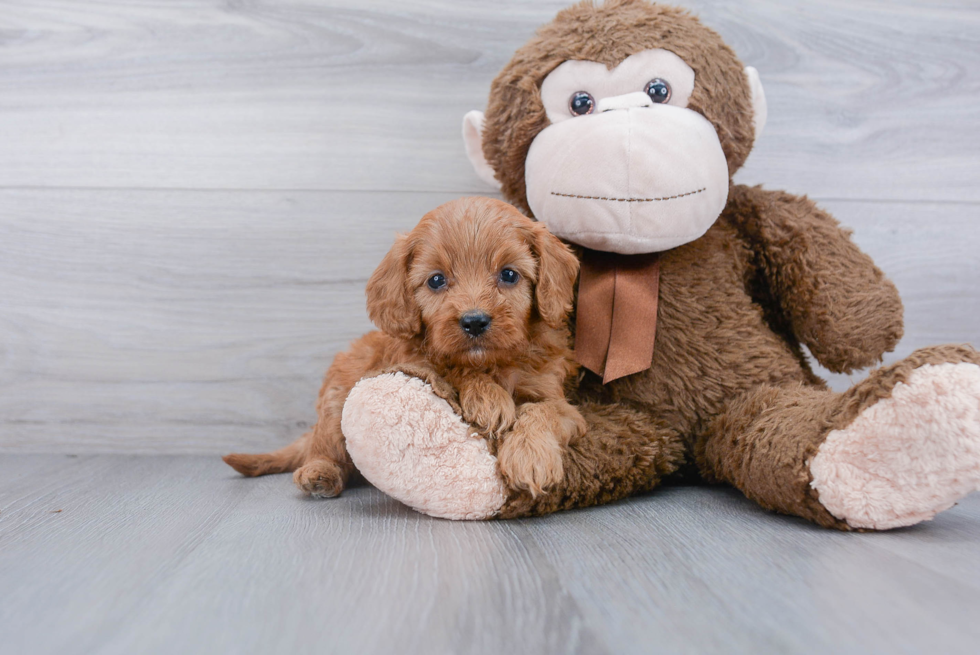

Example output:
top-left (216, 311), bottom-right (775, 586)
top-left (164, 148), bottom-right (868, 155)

top-left (574, 249), bottom-right (661, 384)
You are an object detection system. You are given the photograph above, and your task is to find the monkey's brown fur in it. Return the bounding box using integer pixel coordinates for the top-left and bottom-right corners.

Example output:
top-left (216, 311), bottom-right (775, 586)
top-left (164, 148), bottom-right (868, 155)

top-left (224, 197), bottom-right (586, 497)
top-left (471, 0), bottom-right (980, 526)
top-left (483, 0), bottom-right (755, 215)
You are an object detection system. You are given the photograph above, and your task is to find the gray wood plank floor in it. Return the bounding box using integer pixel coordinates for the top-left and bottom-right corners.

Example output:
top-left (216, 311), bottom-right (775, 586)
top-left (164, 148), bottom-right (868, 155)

top-left (1, 454), bottom-right (979, 655)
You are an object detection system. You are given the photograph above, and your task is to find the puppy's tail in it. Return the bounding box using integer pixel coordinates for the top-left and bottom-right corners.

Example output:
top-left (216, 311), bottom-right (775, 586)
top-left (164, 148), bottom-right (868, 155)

top-left (223, 433), bottom-right (309, 477)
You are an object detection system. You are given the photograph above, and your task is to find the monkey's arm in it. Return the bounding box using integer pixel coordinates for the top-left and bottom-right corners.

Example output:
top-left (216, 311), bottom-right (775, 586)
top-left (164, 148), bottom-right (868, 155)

top-left (730, 185), bottom-right (904, 374)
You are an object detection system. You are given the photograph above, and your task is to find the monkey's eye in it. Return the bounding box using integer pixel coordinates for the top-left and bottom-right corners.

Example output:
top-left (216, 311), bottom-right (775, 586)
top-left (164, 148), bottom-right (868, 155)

top-left (427, 273), bottom-right (447, 290)
top-left (499, 268), bottom-right (520, 285)
top-left (644, 78), bottom-right (671, 104)
top-left (568, 91), bottom-right (595, 116)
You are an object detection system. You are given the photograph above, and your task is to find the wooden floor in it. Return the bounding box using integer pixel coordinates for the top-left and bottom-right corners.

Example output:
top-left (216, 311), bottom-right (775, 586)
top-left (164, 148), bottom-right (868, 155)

top-left (1, 454), bottom-right (979, 655)
top-left (3, 1), bottom-right (980, 653)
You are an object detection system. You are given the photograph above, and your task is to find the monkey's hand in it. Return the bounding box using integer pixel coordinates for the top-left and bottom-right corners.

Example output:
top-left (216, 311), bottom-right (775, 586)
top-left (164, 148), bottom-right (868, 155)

top-left (459, 375), bottom-right (516, 437)
top-left (732, 185), bottom-right (904, 374)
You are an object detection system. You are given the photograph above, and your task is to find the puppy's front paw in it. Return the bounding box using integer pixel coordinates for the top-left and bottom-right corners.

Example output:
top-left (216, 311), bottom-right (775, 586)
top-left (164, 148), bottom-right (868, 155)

top-left (497, 425), bottom-right (564, 497)
top-left (460, 383), bottom-right (516, 436)
top-left (293, 459), bottom-right (345, 498)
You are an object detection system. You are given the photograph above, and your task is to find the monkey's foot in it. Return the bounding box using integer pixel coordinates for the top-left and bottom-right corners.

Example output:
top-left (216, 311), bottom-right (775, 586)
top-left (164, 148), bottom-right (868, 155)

top-left (810, 363), bottom-right (980, 530)
top-left (342, 372), bottom-right (507, 520)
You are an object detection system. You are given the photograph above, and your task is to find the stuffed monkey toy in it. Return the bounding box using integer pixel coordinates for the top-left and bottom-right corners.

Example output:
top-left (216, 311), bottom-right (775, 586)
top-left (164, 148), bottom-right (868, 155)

top-left (340, 0), bottom-right (980, 529)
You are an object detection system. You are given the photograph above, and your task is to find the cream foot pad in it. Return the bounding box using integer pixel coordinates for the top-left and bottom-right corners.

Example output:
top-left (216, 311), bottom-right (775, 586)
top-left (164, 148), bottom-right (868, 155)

top-left (811, 363), bottom-right (980, 529)
top-left (342, 372), bottom-right (506, 520)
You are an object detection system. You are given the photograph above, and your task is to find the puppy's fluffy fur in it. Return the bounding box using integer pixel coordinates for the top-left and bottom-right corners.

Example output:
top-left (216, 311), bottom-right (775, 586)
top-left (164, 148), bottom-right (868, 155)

top-left (224, 197), bottom-right (586, 497)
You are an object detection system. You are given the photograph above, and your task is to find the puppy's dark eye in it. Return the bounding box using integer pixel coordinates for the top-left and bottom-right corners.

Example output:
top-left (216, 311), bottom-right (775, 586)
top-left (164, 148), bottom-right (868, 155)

top-left (499, 268), bottom-right (520, 285)
top-left (427, 273), bottom-right (447, 290)
top-left (644, 78), bottom-right (671, 104)
top-left (569, 91), bottom-right (595, 116)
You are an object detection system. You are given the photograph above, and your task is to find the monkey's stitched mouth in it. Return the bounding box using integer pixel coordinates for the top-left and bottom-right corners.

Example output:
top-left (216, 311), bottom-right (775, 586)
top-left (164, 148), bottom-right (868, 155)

top-left (550, 188), bottom-right (706, 203)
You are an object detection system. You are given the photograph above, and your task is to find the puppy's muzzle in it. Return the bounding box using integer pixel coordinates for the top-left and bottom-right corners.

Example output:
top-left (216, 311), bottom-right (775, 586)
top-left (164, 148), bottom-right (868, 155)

top-left (459, 311), bottom-right (491, 338)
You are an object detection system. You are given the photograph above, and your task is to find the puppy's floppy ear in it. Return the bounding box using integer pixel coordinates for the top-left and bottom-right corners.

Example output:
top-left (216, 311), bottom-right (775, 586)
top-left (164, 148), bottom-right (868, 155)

top-left (366, 234), bottom-right (421, 339)
top-left (524, 222), bottom-right (580, 329)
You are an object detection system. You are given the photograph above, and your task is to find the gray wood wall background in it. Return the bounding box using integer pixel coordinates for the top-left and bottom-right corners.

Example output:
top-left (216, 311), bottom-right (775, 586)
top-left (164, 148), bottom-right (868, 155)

top-left (2, 0), bottom-right (978, 454)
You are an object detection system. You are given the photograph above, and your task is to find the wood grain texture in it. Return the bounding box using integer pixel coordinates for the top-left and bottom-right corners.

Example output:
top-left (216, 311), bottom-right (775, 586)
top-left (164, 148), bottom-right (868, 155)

top-left (1, 455), bottom-right (978, 655)
top-left (1, 190), bottom-right (978, 452)
top-left (0, 0), bottom-right (978, 200)
top-left (0, 189), bottom-right (454, 452)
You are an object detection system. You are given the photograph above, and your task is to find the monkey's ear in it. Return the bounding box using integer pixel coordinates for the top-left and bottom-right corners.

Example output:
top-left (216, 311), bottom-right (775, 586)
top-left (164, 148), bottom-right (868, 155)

top-left (525, 222), bottom-right (580, 329)
top-left (462, 111), bottom-right (502, 190)
top-left (745, 66), bottom-right (768, 143)
top-left (366, 234), bottom-right (421, 339)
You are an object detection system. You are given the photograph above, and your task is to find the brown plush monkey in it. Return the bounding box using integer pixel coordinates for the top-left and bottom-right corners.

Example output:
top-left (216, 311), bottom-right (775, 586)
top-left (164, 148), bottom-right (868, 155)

top-left (340, 0), bottom-right (980, 530)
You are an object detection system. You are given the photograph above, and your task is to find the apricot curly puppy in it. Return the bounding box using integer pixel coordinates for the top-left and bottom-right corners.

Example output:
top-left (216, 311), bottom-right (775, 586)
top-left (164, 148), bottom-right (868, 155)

top-left (224, 197), bottom-right (586, 498)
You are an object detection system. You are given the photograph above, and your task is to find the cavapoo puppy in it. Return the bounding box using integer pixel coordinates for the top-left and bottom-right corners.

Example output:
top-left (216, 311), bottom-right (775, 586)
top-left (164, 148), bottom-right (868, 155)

top-left (224, 197), bottom-right (586, 497)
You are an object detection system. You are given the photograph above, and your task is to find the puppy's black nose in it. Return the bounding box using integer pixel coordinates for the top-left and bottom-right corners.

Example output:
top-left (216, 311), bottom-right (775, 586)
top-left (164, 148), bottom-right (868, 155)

top-left (459, 311), bottom-right (491, 337)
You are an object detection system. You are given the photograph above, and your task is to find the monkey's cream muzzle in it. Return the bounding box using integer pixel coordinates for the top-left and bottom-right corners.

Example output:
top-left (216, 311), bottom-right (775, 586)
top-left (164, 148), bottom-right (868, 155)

top-left (524, 97), bottom-right (730, 255)
top-left (463, 49), bottom-right (767, 256)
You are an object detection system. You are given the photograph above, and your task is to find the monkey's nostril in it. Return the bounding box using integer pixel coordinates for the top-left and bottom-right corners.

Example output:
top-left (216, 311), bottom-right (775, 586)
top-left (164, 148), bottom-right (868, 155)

top-left (459, 311), bottom-right (491, 338)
